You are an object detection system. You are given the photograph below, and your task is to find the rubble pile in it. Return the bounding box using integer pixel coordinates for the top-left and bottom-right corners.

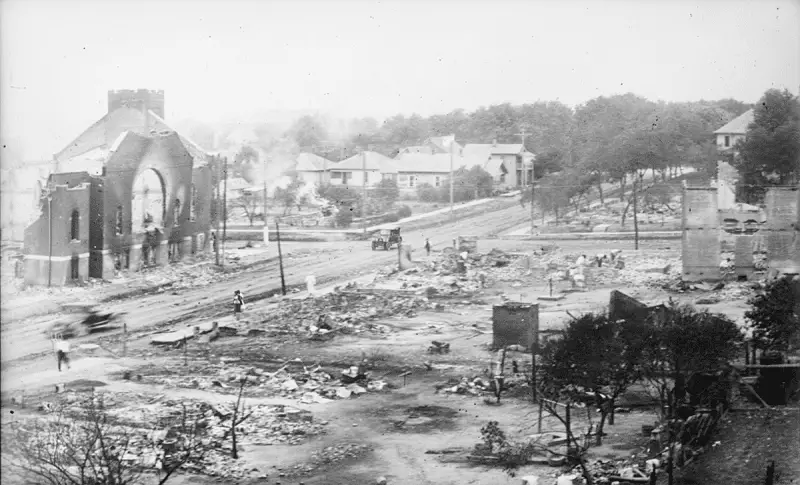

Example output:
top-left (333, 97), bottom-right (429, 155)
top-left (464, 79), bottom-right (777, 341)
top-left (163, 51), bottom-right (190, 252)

top-left (149, 364), bottom-right (389, 403)
top-left (258, 289), bottom-right (431, 336)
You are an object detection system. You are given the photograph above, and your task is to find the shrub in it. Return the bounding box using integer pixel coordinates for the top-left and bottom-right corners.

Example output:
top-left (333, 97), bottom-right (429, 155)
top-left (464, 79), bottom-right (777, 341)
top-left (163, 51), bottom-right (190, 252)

top-left (416, 183), bottom-right (439, 203)
top-left (335, 208), bottom-right (354, 227)
top-left (396, 205), bottom-right (412, 218)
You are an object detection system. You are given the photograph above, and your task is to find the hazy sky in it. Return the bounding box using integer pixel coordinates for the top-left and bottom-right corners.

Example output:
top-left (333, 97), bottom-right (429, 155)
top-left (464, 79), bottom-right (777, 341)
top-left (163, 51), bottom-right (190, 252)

top-left (1, 0), bottom-right (798, 160)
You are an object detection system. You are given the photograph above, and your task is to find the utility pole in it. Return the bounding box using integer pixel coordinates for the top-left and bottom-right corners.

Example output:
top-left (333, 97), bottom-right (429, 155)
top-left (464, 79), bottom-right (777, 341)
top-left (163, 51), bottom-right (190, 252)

top-left (47, 188), bottom-right (53, 288)
top-left (362, 148), bottom-right (368, 236)
top-left (449, 140), bottom-right (455, 220)
top-left (214, 155), bottom-right (221, 266)
top-left (222, 156), bottom-right (229, 265)
top-left (516, 130), bottom-right (535, 233)
top-left (263, 157), bottom-right (269, 247)
top-left (275, 221), bottom-right (287, 295)
top-left (632, 175), bottom-right (640, 250)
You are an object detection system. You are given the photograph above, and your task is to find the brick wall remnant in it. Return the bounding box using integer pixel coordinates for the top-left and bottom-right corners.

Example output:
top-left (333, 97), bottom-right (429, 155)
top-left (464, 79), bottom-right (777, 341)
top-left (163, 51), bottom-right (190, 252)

top-left (681, 185), bottom-right (721, 281)
top-left (492, 302), bottom-right (539, 351)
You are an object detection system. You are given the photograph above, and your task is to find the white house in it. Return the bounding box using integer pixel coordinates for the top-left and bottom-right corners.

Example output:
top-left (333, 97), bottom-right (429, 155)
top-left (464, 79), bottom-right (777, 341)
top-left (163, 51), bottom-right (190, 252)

top-left (295, 153), bottom-right (333, 186)
top-left (461, 141), bottom-right (534, 188)
top-left (713, 109), bottom-right (754, 152)
top-left (392, 152), bottom-right (497, 193)
top-left (329, 151), bottom-right (398, 187)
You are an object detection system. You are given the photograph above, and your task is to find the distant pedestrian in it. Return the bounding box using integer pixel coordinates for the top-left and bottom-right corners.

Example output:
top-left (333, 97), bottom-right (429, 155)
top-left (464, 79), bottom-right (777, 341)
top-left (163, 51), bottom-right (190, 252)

top-left (424, 238), bottom-right (431, 256)
top-left (212, 232), bottom-right (218, 253)
top-left (305, 273), bottom-right (317, 296)
top-left (53, 337), bottom-right (71, 371)
top-left (233, 290), bottom-right (244, 319)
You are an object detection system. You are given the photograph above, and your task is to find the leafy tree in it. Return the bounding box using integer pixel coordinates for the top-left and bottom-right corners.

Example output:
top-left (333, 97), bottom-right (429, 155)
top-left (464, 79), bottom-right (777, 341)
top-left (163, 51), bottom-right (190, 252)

top-left (234, 145), bottom-right (260, 182)
top-left (273, 178), bottom-right (303, 215)
top-left (542, 313), bottom-right (648, 445)
top-left (232, 191), bottom-right (263, 226)
top-left (734, 88), bottom-right (800, 203)
top-left (287, 115), bottom-right (328, 149)
top-left (379, 113), bottom-right (429, 147)
top-left (642, 301), bottom-right (743, 417)
top-left (745, 276), bottom-right (800, 352)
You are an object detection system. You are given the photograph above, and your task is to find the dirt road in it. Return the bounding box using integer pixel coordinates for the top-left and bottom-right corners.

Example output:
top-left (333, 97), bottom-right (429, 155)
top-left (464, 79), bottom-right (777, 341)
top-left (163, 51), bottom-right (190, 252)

top-left (1, 202), bottom-right (532, 364)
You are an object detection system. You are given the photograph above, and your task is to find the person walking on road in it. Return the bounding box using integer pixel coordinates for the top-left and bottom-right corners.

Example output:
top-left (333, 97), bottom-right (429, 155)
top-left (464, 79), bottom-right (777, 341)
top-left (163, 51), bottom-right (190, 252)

top-left (53, 337), bottom-right (71, 371)
top-left (233, 290), bottom-right (245, 320)
top-left (424, 238), bottom-right (431, 257)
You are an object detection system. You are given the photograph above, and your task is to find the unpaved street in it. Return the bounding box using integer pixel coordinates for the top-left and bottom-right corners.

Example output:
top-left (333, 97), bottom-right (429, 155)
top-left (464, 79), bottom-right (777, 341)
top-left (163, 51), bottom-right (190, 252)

top-left (1, 202), bottom-right (531, 364)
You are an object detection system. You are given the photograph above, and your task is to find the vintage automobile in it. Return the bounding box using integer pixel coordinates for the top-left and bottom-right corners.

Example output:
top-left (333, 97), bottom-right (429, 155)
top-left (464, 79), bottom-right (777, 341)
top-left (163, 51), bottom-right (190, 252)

top-left (45, 302), bottom-right (124, 339)
top-left (371, 227), bottom-right (402, 251)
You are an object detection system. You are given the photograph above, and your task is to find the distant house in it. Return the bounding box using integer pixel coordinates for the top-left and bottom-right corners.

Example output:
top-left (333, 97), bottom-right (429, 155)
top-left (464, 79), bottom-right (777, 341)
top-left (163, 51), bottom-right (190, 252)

top-left (295, 153), bottom-right (333, 186)
top-left (713, 109), bottom-right (754, 153)
top-left (397, 134), bottom-right (463, 156)
top-left (461, 141), bottom-right (535, 188)
top-left (329, 151), bottom-right (398, 187)
top-left (392, 153), bottom-right (485, 193)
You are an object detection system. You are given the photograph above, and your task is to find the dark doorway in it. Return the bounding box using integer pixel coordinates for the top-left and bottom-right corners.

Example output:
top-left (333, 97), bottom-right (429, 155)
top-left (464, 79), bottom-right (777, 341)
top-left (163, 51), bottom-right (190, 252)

top-left (70, 256), bottom-right (79, 280)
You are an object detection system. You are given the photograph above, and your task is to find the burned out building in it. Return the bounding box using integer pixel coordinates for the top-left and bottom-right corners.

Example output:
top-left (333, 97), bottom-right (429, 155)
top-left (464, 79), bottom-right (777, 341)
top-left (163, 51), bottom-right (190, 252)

top-left (23, 90), bottom-right (213, 286)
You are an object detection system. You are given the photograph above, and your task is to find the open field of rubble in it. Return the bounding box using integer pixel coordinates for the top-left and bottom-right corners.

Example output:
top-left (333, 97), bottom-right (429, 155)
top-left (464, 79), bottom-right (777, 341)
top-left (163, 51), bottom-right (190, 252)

top-left (2, 237), bottom-right (795, 485)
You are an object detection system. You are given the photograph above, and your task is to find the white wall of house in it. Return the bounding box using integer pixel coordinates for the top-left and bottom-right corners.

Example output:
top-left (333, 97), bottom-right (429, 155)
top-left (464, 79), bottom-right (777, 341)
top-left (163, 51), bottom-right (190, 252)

top-left (396, 172), bottom-right (448, 192)
top-left (297, 170), bottom-right (328, 186)
top-left (716, 133), bottom-right (746, 151)
top-left (329, 169), bottom-right (381, 187)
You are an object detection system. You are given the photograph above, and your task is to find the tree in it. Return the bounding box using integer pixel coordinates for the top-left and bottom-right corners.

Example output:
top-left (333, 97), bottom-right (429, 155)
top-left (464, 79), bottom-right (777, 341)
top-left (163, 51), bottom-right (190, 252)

top-left (234, 145), bottom-right (260, 183)
top-left (745, 276), bottom-right (800, 352)
top-left (2, 395), bottom-right (208, 485)
top-left (734, 89), bottom-right (800, 203)
top-left (373, 178), bottom-right (399, 209)
top-left (287, 115), bottom-right (328, 149)
top-left (273, 178), bottom-right (303, 216)
top-left (642, 301), bottom-right (743, 418)
top-left (541, 313), bottom-right (648, 445)
top-left (233, 191), bottom-right (263, 226)
top-left (223, 378), bottom-right (255, 460)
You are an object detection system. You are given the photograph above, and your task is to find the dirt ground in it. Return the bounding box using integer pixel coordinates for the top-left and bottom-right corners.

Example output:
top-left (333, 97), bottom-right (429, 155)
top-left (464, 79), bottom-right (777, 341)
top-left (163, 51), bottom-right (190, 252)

top-left (0, 237), bottom-right (788, 485)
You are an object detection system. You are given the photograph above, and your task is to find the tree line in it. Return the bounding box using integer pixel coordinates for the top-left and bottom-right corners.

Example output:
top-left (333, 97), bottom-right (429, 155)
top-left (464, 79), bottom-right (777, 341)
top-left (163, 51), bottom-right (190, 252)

top-left (287, 89), bottom-right (798, 204)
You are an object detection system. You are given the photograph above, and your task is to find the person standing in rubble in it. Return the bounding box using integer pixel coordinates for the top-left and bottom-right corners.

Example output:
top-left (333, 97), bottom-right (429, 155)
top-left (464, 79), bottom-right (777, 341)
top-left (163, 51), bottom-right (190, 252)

top-left (53, 336), bottom-right (71, 371)
top-left (424, 238), bottom-right (431, 257)
top-left (233, 290), bottom-right (245, 319)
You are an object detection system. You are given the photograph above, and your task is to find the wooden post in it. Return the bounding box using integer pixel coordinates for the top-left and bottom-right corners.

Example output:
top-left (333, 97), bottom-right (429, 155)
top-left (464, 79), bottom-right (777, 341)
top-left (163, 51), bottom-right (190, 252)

top-left (276, 221), bottom-right (287, 295)
top-left (537, 397), bottom-right (544, 433)
top-left (565, 402), bottom-right (571, 441)
top-left (632, 176), bottom-right (639, 250)
top-left (222, 157), bottom-right (229, 266)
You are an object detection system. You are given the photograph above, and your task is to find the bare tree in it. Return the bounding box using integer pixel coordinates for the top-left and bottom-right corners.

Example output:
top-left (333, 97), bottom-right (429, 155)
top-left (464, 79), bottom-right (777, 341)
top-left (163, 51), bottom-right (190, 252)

top-left (1, 395), bottom-right (209, 485)
top-left (221, 378), bottom-right (255, 459)
top-left (232, 191), bottom-right (262, 226)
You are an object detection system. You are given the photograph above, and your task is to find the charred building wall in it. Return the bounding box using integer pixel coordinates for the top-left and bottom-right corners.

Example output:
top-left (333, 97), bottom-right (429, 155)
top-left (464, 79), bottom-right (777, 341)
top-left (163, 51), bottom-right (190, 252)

top-left (681, 185), bottom-right (721, 281)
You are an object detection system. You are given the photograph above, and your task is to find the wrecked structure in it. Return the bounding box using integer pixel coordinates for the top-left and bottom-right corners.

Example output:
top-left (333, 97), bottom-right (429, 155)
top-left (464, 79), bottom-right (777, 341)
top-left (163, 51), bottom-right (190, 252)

top-left (681, 162), bottom-right (799, 282)
top-left (23, 90), bottom-right (213, 286)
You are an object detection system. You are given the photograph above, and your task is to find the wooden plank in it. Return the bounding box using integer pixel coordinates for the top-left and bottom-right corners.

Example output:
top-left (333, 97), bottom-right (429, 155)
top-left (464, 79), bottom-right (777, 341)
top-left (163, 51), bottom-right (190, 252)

top-left (733, 363), bottom-right (800, 369)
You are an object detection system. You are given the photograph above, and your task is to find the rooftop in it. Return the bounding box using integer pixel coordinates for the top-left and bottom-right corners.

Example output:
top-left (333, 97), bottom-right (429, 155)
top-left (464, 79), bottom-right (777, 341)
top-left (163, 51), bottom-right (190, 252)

top-left (333, 151), bottom-right (397, 172)
top-left (713, 109), bottom-right (755, 135)
top-left (295, 152), bottom-right (334, 172)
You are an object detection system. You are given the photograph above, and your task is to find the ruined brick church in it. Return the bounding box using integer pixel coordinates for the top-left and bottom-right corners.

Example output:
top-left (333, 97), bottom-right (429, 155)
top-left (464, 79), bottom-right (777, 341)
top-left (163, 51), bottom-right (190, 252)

top-left (23, 90), bottom-right (214, 286)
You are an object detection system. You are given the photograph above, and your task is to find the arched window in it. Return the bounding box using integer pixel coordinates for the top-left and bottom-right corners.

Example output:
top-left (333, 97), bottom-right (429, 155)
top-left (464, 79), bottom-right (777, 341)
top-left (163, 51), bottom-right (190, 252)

top-left (70, 210), bottom-right (80, 241)
top-left (173, 198), bottom-right (181, 226)
top-left (115, 205), bottom-right (124, 235)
